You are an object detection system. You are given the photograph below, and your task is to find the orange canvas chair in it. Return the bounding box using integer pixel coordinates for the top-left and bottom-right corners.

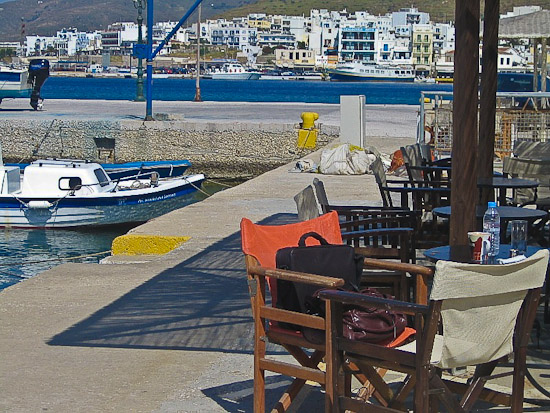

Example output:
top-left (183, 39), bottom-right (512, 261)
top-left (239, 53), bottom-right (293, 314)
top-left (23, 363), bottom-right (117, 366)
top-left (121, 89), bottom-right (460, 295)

top-left (241, 212), bottom-right (418, 412)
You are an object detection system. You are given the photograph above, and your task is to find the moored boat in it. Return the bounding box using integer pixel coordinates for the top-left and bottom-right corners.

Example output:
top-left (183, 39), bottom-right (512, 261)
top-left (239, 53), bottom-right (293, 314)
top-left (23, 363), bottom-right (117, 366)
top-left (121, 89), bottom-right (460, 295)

top-left (328, 61), bottom-right (414, 82)
top-left (0, 159), bottom-right (204, 228)
top-left (102, 160), bottom-right (192, 180)
top-left (0, 59), bottom-right (50, 109)
top-left (6, 159), bottom-right (192, 181)
top-left (203, 63), bottom-right (261, 80)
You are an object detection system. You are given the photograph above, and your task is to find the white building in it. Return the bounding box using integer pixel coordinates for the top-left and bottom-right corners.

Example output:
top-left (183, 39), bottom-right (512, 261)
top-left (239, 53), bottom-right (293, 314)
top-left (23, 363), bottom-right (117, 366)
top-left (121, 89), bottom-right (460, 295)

top-left (25, 35), bottom-right (56, 56)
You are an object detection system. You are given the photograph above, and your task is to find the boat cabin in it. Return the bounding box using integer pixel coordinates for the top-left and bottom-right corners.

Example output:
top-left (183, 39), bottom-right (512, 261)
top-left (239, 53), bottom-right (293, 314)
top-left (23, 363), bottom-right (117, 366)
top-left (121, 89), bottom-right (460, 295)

top-left (20, 160), bottom-right (115, 197)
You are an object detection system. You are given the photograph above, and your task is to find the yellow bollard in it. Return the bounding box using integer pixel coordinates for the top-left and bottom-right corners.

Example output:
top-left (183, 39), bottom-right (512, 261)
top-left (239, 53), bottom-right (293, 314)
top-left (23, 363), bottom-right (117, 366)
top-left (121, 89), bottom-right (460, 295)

top-left (297, 112), bottom-right (319, 149)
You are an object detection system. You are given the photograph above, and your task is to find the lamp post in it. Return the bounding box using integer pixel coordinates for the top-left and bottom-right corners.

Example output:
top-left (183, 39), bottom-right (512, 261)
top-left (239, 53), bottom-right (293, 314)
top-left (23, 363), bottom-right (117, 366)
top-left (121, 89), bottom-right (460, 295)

top-left (133, 0), bottom-right (146, 102)
top-left (194, 3), bottom-right (202, 102)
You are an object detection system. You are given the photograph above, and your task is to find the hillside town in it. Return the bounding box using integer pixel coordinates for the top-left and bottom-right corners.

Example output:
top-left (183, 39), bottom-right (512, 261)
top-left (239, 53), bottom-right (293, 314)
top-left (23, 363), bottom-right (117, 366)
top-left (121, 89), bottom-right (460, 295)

top-left (0, 5), bottom-right (545, 77)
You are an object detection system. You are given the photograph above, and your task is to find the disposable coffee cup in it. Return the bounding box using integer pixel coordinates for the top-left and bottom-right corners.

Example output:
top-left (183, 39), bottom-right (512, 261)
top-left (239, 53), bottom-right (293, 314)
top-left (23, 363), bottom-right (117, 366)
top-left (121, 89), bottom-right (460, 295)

top-left (468, 231), bottom-right (491, 262)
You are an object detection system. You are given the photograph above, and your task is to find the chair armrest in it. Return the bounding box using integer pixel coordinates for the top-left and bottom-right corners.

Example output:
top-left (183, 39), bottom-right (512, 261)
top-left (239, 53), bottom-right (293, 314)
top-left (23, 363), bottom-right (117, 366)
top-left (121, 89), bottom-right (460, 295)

top-left (358, 257), bottom-right (434, 277)
top-left (248, 265), bottom-right (346, 288)
top-left (318, 289), bottom-right (429, 316)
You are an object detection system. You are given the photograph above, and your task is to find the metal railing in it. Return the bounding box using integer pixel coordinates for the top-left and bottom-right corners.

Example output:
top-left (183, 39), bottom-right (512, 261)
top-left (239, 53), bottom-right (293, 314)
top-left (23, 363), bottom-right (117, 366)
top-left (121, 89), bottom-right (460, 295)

top-left (418, 91), bottom-right (550, 159)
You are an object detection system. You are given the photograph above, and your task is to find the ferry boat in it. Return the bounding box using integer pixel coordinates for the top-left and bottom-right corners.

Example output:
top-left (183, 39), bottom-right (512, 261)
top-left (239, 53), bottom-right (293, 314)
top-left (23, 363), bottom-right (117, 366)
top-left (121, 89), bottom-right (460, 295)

top-left (0, 159), bottom-right (204, 228)
top-left (0, 59), bottom-right (50, 109)
top-left (203, 63), bottom-right (261, 80)
top-left (328, 62), bottom-right (415, 82)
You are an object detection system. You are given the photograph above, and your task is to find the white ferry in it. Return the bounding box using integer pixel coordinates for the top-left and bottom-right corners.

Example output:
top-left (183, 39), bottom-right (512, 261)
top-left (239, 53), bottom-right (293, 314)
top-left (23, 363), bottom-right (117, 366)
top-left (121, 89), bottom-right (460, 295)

top-left (328, 61), bottom-right (415, 82)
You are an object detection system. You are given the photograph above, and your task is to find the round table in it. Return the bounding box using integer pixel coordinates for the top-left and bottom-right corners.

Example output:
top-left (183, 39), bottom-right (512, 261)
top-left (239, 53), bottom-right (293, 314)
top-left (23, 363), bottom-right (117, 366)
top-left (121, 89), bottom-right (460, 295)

top-left (477, 177), bottom-right (539, 205)
top-left (424, 244), bottom-right (543, 263)
top-left (432, 206), bottom-right (548, 243)
top-left (432, 205), bottom-right (548, 222)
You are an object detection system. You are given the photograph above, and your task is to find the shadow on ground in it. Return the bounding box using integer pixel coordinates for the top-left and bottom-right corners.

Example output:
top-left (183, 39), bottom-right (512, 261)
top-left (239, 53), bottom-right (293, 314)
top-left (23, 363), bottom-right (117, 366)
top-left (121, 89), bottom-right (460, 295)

top-left (48, 213), bottom-right (298, 354)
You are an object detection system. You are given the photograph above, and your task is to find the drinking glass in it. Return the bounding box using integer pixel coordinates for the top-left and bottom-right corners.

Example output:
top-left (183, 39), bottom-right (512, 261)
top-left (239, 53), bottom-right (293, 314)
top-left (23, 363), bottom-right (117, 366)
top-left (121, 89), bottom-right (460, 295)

top-left (510, 220), bottom-right (527, 254)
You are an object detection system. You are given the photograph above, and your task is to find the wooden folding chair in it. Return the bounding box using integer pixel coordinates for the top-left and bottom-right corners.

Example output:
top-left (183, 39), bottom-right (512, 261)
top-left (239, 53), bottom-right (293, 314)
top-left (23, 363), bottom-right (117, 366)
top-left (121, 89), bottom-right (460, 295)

top-left (321, 249), bottom-right (549, 412)
top-left (299, 179), bottom-right (419, 301)
top-left (241, 212), bottom-right (419, 412)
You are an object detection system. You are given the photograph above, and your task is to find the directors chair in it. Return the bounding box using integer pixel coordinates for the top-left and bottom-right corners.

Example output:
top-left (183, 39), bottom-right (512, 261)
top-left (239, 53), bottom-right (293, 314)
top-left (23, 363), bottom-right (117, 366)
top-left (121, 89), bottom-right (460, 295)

top-left (241, 212), bottom-right (420, 412)
top-left (320, 249), bottom-right (549, 412)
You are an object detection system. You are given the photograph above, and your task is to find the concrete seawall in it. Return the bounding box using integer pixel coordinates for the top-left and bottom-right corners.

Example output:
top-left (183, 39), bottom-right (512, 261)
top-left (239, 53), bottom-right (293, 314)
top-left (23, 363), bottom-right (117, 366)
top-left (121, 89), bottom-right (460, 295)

top-left (0, 117), bottom-right (336, 178)
top-left (0, 99), bottom-right (418, 178)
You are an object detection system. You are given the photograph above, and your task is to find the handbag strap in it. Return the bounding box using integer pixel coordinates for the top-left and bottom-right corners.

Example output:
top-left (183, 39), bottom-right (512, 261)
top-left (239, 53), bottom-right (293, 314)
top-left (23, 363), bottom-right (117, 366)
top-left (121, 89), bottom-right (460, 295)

top-left (298, 232), bottom-right (330, 247)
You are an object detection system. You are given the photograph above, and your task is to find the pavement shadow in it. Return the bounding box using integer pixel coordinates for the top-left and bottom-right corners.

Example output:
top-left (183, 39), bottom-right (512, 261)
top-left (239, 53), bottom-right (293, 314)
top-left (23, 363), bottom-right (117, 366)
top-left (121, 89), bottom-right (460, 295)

top-left (201, 376), bottom-right (324, 412)
top-left (48, 213), bottom-right (299, 354)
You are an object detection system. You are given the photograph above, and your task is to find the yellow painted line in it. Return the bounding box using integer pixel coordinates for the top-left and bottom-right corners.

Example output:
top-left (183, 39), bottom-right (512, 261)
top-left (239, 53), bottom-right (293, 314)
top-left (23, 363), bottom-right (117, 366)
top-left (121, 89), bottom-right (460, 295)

top-left (112, 234), bottom-right (190, 255)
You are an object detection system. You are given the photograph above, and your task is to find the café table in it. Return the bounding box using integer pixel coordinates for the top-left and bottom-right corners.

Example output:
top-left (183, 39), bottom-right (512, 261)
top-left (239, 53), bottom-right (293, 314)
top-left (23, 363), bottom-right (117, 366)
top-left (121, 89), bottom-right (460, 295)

top-left (477, 176), bottom-right (539, 205)
top-left (424, 244), bottom-right (543, 263)
top-left (432, 205), bottom-right (548, 243)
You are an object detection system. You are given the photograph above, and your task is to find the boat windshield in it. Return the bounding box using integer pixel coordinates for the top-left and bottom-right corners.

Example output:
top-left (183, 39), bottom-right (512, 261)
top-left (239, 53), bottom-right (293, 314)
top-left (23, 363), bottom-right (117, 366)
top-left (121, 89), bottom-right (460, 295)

top-left (94, 168), bottom-right (110, 187)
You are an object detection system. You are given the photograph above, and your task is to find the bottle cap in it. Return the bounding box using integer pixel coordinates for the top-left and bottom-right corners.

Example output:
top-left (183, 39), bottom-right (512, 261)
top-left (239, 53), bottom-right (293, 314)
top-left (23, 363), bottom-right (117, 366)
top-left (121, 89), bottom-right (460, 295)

top-left (488, 201), bottom-right (497, 208)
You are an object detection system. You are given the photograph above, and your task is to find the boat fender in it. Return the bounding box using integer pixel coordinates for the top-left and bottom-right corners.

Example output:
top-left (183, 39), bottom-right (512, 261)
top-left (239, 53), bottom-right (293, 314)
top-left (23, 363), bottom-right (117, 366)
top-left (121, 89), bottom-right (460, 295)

top-left (27, 200), bottom-right (53, 209)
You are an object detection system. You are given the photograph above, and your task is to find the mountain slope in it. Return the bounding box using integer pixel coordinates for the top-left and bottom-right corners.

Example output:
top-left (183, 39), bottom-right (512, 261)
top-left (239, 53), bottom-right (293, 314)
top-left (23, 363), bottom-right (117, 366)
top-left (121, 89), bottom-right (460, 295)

top-left (0, 0), bottom-right (549, 41)
top-left (223, 0), bottom-right (550, 23)
top-left (0, 0), bottom-right (253, 41)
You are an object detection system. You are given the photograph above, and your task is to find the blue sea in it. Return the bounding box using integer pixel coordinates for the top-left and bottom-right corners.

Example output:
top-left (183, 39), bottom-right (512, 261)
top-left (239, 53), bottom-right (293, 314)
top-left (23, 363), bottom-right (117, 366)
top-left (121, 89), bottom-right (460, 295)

top-left (40, 76), bottom-right (453, 105)
top-left (1, 77), bottom-right (453, 291)
top-left (0, 180), bottom-right (225, 291)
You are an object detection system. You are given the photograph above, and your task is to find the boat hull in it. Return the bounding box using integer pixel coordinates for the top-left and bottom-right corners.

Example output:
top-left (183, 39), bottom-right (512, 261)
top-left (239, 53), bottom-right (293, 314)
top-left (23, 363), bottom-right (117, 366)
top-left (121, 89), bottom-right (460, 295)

top-left (329, 71), bottom-right (414, 82)
top-left (102, 160), bottom-right (191, 180)
top-left (0, 70), bottom-right (32, 99)
top-left (208, 72), bottom-right (261, 80)
top-left (0, 174), bottom-right (205, 228)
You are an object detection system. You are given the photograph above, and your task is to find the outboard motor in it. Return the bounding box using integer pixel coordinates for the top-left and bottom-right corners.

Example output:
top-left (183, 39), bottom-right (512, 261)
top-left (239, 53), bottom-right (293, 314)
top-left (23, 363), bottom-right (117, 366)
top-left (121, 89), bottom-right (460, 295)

top-left (28, 59), bottom-right (50, 110)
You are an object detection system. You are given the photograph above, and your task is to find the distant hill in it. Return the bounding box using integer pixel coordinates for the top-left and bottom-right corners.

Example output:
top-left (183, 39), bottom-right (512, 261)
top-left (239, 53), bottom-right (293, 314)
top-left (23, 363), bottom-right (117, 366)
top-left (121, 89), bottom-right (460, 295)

top-left (223, 0), bottom-right (550, 23)
top-left (0, 0), bottom-right (253, 41)
top-left (0, 0), bottom-right (548, 41)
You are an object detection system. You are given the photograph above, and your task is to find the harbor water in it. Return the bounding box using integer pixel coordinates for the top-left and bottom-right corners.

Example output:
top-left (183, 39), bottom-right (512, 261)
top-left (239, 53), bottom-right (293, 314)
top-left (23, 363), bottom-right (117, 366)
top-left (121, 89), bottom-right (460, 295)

top-left (41, 76), bottom-right (453, 104)
top-left (0, 179), bottom-right (229, 291)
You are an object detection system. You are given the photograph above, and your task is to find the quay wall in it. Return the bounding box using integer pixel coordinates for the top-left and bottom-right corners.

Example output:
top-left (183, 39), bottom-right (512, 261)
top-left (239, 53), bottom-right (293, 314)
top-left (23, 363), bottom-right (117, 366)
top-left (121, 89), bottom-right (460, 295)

top-left (0, 119), bottom-right (338, 178)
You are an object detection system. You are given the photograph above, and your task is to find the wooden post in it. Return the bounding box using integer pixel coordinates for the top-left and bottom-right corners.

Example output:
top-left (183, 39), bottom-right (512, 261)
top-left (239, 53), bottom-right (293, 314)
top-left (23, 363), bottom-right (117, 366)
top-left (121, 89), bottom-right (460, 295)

top-left (533, 39), bottom-right (539, 93)
top-left (478, 0), bottom-right (500, 207)
top-left (450, 0), bottom-right (480, 246)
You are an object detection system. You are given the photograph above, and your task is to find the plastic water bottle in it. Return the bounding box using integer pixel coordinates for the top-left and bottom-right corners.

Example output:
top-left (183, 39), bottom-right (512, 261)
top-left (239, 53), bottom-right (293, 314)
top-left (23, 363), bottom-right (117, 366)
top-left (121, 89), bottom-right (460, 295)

top-left (483, 201), bottom-right (500, 257)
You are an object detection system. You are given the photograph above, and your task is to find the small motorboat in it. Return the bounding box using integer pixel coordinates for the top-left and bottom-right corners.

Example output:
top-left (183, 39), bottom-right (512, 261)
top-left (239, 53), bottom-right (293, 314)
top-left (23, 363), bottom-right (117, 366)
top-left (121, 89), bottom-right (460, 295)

top-left (203, 62), bottom-right (261, 80)
top-left (0, 59), bottom-right (50, 110)
top-left (0, 159), bottom-right (205, 228)
top-left (102, 160), bottom-right (192, 180)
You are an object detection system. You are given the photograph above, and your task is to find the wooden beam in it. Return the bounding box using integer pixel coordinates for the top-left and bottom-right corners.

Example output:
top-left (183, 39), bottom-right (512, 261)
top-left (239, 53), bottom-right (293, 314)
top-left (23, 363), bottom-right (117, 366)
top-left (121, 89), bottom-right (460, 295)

top-left (450, 0), bottom-right (480, 245)
top-left (478, 0), bottom-right (500, 206)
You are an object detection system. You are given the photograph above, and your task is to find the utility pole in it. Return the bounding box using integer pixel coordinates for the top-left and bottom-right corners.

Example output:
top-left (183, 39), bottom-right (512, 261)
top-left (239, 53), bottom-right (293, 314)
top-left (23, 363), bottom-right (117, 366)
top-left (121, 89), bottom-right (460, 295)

top-left (194, 3), bottom-right (202, 102)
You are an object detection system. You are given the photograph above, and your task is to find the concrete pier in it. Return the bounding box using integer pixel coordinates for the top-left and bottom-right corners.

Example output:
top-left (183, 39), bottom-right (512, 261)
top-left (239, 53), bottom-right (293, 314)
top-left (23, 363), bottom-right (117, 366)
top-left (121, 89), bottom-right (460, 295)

top-left (0, 99), bottom-right (417, 178)
top-left (1, 100), bottom-right (548, 412)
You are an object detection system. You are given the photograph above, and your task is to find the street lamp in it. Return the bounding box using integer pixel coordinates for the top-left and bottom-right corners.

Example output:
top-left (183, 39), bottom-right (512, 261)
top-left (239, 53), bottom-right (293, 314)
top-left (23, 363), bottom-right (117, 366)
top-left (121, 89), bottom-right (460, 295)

top-left (132, 0), bottom-right (146, 102)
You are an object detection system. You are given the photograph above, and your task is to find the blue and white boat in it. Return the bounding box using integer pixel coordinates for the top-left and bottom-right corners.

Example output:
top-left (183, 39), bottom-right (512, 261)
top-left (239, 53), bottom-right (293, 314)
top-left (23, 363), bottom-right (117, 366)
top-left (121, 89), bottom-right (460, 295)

top-left (328, 62), bottom-right (414, 82)
top-left (203, 63), bottom-right (261, 80)
top-left (102, 160), bottom-right (192, 180)
top-left (0, 59), bottom-right (50, 109)
top-left (0, 159), bottom-right (204, 228)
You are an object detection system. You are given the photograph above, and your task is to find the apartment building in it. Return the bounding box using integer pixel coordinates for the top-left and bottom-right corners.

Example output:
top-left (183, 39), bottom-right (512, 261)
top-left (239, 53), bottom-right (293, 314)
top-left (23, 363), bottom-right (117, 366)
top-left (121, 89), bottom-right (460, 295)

top-left (412, 25), bottom-right (433, 70)
top-left (275, 48), bottom-right (315, 69)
